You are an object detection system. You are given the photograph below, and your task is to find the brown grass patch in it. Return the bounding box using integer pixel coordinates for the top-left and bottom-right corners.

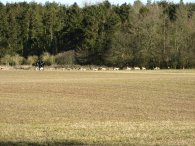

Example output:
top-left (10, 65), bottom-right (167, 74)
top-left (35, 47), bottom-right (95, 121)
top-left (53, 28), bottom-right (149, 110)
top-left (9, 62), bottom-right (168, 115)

top-left (0, 70), bottom-right (195, 145)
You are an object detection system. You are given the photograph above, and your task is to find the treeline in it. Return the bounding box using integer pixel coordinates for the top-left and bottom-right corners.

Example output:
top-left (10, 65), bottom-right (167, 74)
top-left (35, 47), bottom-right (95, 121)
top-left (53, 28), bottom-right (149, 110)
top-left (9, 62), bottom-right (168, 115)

top-left (0, 0), bottom-right (195, 69)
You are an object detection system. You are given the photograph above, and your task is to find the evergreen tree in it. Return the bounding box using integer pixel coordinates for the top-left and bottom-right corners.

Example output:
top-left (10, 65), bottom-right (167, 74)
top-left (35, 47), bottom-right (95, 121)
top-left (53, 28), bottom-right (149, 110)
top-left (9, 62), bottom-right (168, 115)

top-left (0, 1), bottom-right (194, 68)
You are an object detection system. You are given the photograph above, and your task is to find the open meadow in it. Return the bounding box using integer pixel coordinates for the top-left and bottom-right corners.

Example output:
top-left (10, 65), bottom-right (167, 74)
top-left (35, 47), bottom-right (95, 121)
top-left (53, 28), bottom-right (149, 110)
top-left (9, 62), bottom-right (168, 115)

top-left (0, 70), bottom-right (195, 145)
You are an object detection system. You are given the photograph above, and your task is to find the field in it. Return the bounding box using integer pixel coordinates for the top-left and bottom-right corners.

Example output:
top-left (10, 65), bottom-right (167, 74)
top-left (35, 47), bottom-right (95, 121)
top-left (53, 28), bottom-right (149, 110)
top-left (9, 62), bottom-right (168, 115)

top-left (0, 70), bottom-right (195, 145)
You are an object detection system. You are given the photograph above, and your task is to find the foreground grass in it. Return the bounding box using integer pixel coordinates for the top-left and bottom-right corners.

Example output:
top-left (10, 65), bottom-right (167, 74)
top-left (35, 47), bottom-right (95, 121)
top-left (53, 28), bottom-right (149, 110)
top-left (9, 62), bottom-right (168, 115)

top-left (1, 121), bottom-right (195, 145)
top-left (0, 70), bottom-right (195, 145)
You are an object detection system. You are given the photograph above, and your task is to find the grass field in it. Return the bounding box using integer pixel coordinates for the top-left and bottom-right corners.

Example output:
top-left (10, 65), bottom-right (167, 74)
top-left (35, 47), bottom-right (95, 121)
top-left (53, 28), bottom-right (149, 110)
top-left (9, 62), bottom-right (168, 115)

top-left (0, 70), bottom-right (195, 145)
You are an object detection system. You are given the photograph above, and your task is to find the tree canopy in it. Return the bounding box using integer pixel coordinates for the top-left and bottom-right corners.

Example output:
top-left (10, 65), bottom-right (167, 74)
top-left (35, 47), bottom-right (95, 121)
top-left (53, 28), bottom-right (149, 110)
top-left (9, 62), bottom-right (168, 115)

top-left (0, 1), bottom-right (195, 68)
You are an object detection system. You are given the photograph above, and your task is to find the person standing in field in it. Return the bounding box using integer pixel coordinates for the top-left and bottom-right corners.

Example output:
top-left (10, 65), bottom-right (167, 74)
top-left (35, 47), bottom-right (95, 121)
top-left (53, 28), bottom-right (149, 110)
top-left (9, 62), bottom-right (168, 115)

top-left (36, 60), bottom-right (45, 71)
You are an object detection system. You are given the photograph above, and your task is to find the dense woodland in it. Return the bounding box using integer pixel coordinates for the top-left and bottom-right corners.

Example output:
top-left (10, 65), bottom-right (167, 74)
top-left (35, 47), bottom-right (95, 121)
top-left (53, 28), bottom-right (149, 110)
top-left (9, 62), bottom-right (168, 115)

top-left (0, 0), bottom-right (195, 69)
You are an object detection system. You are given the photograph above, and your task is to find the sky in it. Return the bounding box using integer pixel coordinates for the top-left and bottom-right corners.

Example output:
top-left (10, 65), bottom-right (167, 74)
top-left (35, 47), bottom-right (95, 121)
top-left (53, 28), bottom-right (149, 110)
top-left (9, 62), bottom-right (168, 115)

top-left (1, 0), bottom-right (195, 6)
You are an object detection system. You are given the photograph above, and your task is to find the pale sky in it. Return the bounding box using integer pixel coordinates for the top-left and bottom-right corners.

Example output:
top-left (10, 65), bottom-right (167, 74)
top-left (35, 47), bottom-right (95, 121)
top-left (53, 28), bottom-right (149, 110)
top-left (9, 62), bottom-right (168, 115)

top-left (1, 0), bottom-right (195, 6)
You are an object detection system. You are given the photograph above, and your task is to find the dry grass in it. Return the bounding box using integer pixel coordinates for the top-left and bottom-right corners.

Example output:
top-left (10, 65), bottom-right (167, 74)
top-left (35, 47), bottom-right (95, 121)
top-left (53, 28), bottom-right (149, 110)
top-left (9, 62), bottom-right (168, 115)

top-left (0, 70), bottom-right (195, 145)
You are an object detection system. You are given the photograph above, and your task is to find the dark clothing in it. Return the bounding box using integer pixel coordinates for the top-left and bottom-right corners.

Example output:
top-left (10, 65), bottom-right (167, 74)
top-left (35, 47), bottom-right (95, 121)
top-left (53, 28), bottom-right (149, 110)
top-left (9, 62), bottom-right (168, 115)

top-left (36, 60), bottom-right (45, 70)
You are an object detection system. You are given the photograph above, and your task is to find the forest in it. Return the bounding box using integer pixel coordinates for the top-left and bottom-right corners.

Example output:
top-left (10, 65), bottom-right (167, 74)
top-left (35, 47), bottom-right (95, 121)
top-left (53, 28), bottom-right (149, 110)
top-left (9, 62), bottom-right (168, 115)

top-left (0, 0), bottom-right (195, 69)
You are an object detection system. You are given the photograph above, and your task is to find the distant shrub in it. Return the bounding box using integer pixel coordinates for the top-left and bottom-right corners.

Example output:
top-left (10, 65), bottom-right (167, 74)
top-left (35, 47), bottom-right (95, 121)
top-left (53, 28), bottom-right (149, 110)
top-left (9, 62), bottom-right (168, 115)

top-left (1, 55), bottom-right (12, 65)
top-left (1, 54), bottom-right (23, 66)
top-left (55, 51), bottom-right (75, 65)
top-left (27, 55), bottom-right (38, 65)
top-left (41, 52), bottom-right (55, 65)
top-left (12, 54), bottom-right (24, 65)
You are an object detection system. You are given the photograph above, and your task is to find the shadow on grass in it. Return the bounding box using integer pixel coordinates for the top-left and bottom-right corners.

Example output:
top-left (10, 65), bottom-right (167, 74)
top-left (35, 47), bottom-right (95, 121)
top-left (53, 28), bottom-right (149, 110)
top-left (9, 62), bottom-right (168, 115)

top-left (0, 140), bottom-right (86, 146)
